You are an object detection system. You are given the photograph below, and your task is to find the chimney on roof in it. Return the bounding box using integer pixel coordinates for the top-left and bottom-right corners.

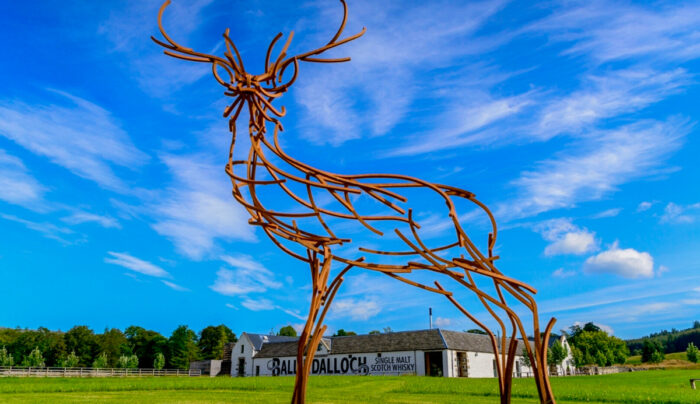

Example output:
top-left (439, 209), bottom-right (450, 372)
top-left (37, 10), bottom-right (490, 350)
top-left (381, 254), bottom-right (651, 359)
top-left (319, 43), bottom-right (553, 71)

top-left (429, 307), bottom-right (433, 329)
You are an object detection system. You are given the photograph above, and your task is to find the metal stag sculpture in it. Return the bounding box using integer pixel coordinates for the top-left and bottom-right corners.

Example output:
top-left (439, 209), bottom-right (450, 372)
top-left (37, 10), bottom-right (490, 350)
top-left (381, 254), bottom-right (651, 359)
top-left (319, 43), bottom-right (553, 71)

top-left (153, 1), bottom-right (556, 403)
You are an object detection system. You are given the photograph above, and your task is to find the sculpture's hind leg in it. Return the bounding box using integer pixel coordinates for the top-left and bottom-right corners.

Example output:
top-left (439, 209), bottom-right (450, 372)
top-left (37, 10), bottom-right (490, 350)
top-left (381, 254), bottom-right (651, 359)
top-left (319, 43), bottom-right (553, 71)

top-left (435, 268), bottom-right (558, 404)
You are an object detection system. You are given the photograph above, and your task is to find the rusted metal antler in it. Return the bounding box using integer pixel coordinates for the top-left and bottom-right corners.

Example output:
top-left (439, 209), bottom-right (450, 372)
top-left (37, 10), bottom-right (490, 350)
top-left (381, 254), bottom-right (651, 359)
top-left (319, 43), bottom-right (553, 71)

top-left (152, 0), bottom-right (365, 132)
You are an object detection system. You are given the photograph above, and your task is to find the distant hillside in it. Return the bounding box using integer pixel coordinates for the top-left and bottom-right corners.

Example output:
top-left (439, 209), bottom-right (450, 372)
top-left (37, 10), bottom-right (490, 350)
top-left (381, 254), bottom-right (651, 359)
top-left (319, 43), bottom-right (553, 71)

top-left (626, 321), bottom-right (700, 353)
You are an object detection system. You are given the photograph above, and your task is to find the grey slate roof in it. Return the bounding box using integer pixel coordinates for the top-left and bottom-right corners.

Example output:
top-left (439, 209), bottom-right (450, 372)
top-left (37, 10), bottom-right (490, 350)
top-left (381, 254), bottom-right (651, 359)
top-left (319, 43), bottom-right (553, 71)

top-left (253, 329), bottom-right (526, 358)
top-left (255, 337), bottom-right (331, 358)
top-left (256, 341), bottom-right (299, 358)
top-left (441, 330), bottom-right (527, 354)
top-left (246, 333), bottom-right (298, 351)
top-left (331, 329), bottom-right (446, 354)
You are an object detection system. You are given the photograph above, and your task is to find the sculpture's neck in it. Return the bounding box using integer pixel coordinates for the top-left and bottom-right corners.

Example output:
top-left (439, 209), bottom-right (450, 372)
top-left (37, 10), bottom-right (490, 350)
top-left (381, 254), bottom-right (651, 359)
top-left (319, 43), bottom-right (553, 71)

top-left (242, 120), bottom-right (287, 174)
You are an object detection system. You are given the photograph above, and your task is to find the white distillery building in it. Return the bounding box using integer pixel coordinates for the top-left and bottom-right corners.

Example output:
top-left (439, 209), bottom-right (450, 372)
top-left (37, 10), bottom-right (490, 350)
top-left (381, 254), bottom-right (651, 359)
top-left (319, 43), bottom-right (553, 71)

top-left (228, 329), bottom-right (576, 378)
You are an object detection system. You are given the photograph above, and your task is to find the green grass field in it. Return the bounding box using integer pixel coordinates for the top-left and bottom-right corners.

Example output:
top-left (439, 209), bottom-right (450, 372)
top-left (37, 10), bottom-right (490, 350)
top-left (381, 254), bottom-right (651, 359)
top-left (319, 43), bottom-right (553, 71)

top-left (0, 369), bottom-right (699, 403)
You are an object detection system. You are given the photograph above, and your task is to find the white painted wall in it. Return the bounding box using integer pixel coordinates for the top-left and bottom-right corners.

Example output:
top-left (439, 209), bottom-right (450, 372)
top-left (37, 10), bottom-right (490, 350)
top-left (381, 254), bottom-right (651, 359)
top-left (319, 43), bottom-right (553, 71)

top-left (415, 350), bottom-right (426, 376)
top-left (443, 350), bottom-right (534, 378)
top-left (230, 334), bottom-right (256, 377)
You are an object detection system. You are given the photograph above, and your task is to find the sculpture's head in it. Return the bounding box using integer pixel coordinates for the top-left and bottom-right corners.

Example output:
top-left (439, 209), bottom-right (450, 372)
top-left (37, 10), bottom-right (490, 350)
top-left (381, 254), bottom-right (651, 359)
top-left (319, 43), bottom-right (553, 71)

top-left (152, 0), bottom-right (365, 132)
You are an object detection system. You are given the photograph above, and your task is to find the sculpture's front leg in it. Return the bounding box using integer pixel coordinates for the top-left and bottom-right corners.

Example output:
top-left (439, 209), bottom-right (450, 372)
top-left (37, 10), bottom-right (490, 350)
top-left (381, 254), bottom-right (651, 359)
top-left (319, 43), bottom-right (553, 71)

top-left (291, 247), bottom-right (355, 404)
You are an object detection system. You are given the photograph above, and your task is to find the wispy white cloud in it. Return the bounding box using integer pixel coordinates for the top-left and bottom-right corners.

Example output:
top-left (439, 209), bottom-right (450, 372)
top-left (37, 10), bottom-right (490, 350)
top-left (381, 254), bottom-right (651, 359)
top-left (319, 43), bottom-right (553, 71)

top-left (540, 275), bottom-right (700, 315)
top-left (241, 298), bottom-right (274, 312)
top-left (660, 202), bottom-right (700, 224)
top-left (591, 208), bottom-right (621, 219)
top-left (534, 218), bottom-right (598, 256)
top-left (104, 251), bottom-right (171, 278)
top-left (0, 91), bottom-right (148, 193)
top-left (295, 0), bottom-right (508, 145)
top-left (529, 1), bottom-right (700, 64)
top-left (534, 69), bottom-right (690, 140)
top-left (209, 255), bottom-right (281, 296)
top-left (161, 280), bottom-right (189, 292)
top-left (434, 317), bottom-right (452, 328)
top-left (504, 118), bottom-right (690, 218)
top-left (390, 93), bottom-right (534, 155)
top-left (239, 297), bottom-right (304, 320)
top-left (552, 268), bottom-right (577, 278)
top-left (98, 0), bottom-right (216, 97)
top-left (331, 298), bottom-right (381, 321)
top-left (636, 201), bottom-right (654, 212)
top-left (0, 149), bottom-right (47, 210)
top-left (150, 154), bottom-right (256, 259)
top-left (1, 213), bottom-right (74, 244)
top-left (61, 211), bottom-right (121, 229)
top-left (583, 241), bottom-right (654, 279)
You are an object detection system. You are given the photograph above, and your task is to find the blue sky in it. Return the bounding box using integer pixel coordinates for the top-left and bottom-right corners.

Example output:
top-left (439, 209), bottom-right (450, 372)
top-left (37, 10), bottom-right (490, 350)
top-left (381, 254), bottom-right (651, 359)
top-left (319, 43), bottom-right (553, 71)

top-left (0, 0), bottom-right (699, 340)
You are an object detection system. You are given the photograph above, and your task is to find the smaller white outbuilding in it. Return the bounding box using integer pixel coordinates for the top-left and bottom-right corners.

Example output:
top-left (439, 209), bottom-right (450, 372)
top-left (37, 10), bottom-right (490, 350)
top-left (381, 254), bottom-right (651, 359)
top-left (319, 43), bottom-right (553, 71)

top-left (229, 329), bottom-right (554, 378)
top-left (546, 334), bottom-right (576, 376)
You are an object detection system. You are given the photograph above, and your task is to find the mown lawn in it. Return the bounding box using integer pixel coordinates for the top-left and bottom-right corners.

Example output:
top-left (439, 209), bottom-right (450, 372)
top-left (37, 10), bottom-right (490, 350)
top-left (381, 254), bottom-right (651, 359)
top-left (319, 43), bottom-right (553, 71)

top-left (0, 369), bottom-right (699, 403)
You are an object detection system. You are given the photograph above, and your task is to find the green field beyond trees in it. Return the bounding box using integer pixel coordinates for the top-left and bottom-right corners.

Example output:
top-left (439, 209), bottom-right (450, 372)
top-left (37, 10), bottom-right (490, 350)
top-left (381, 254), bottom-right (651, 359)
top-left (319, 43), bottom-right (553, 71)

top-left (0, 370), bottom-right (698, 403)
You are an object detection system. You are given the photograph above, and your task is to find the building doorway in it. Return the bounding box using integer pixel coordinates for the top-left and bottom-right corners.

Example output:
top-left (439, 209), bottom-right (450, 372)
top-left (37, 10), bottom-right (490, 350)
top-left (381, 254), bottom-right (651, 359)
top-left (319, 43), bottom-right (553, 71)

top-left (456, 352), bottom-right (468, 377)
top-left (237, 358), bottom-right (245, 376)
top-left (424, 351), bottom-right (444, 377)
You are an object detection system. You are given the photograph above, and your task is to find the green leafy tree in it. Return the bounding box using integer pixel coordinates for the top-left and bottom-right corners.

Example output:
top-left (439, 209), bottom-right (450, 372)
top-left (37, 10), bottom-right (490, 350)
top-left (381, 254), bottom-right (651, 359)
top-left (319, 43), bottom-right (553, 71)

top-left (198, 325), bottom-right (236, 360)
top-left (125, 326), bottom-right (167, 368)
top-left (92, 352), bottom-right (108, 368)
top-left (641, 339), bottom-right (664, 363)
top-left (153, 352), bottom-right (165, 370)
top-left (64, 326), bottom-right (98, 366)
top-left (11, 329), bottom-right (42, 366)
top-left (0, 346), bottom-right (14, 366)
top-left (40, 327), bottom-right (67, 367)
top-left (520, 347), bottom-right (532, 368)
top-left (686, 342), bottom-right (698, 363)
top-left (334, 329), bottom-right (356, 336)
top-left (548, 340), bottom-right (567, 367)
top-left (60, 351), bottom-right (80, 368)
top-left (117, 354), bottom-right (139, 369)
top-left (277, 326), bottom-right (297, 337)
top-left (127, 355), bottom-right (139, 368)
top-left (650, 350), bottom-right (665, 364)
top-left (568, 323), bottom-right (628, 366)
top-left (21, 347), bottom-right (45, 367)
top-left (98, 328), bottom-right (129, 367)
top-left (466, 329), bottom-right (487, 335)
top-left (368, 330), bottom-right (380, 335)
top-left (168, 326), bottom-right (201, 369)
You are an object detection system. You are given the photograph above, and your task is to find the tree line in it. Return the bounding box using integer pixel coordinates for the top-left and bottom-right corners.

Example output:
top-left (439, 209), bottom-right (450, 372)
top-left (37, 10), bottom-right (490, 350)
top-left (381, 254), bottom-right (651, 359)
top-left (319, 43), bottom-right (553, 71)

top-left (0, 324), bottom-right (236, 369)
top-left (626, 321), bottom-right (700, 356)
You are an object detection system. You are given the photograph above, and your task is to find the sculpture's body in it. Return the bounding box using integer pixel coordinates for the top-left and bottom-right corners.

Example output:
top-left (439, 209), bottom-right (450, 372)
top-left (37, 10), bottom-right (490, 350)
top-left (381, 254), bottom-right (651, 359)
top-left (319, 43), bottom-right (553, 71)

top-left (153, 1), bottom-right (556, 403)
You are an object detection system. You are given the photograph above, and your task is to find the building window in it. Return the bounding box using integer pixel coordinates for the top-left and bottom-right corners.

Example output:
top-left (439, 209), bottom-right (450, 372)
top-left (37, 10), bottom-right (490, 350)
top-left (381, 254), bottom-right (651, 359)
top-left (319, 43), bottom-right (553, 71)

top-left (241, 345), bottom-right (244, 354)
